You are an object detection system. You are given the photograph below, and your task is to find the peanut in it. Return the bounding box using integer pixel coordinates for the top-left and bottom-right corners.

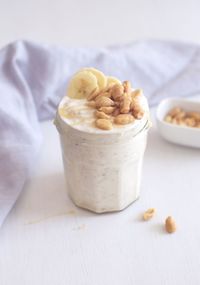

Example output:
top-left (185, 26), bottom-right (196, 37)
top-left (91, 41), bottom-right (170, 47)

top-left (168, 107), bottom-right (182, 118)
top-left (95, 96), bottom-right (115, 108)
top-left (120, 94), bottom-right (132, 114)
top-left (110, 84), bottom-right (124, 101)
top-left (132, 104), bottom-right (144, 119)
top-left (165, 216), bottom-right (176, 233)
top-left (187, 112), bottom-right (200, 121)
top-left (175, 111), bottom-right (186, 120)
top-left (99, 106), bottom-right (115, 114)
top-left (123, 80), bottom-right (132, 94)
top-left (164, 115), bottom-right (172, 123)
top-left (95, 91), bottom-right (111, 101)
top-left (131, 89), bottom-right (142, 100)
top-left (87, 101), bottom-right (96, 108)
top-left (130, 95), bottom-right (142, 110)
top-left (185, 117), bottom-right (196, 127)
top-left (95, 119), bottom-right (113, 130)
top-left (95, 110), bottom-right (110, 119)
top-left (143, 208), bottom-right (156, 221)
top-left (112, 107), bottom-right (120, 117)
top-left (178, 119), bottom-right (187, 126)
top-left (114, 114), bottom-right (135, 125)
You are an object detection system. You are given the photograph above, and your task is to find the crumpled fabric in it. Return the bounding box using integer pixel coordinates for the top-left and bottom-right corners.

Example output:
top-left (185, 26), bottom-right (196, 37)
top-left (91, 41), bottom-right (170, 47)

top-left (0, 39), bottom-right (200, 226)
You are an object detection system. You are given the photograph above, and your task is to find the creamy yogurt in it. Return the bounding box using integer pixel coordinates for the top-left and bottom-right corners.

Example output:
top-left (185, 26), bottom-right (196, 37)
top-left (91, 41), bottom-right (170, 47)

top-left (58, 93), bottom-right (149, 133)
top-left (55, 92), bottom-right (150, 213)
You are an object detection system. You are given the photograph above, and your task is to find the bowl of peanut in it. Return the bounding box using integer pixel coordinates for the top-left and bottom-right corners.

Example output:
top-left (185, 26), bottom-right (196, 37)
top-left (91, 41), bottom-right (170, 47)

top-left (156, 97), bottom-right (200, 148)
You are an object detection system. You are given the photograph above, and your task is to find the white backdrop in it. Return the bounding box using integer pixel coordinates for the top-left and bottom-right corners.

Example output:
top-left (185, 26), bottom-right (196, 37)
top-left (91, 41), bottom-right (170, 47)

top-left (0, 0), bottom-right (200, 47)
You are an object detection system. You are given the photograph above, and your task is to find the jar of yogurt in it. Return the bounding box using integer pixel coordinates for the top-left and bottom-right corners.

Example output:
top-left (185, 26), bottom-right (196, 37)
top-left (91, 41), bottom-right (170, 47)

top-left (54, 68), bottom-right (150, 213)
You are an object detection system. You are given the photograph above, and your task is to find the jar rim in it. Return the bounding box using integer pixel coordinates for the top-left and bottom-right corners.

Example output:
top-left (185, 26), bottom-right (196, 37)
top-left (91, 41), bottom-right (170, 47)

top-left (55, 110), bottom-right (149, 136)
top-left (54, 111), bottom-right (150, 146)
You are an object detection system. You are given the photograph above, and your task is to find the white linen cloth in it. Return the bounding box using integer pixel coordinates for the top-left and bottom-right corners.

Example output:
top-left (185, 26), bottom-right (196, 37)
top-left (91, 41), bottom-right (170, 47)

top-left (0, 39), bottom-right (200, 227)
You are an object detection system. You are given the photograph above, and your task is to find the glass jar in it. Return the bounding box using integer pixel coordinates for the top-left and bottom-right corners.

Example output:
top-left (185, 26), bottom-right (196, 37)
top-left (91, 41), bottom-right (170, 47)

top-left (55, 111), bottom-right (150, 213)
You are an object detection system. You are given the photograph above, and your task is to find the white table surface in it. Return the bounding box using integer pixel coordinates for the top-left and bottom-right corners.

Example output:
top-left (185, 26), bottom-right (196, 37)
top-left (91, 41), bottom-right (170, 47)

top-left (0, 110), bottom-right (200, 285)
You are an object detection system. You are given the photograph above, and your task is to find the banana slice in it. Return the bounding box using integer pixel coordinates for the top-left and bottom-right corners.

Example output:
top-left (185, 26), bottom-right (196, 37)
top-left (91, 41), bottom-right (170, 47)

top-left (107, 76), bottom-right (121, 87)
top-left (80, 67), bottom-right (107, 91)
top-left (67, 70), bottom-right (98, 99)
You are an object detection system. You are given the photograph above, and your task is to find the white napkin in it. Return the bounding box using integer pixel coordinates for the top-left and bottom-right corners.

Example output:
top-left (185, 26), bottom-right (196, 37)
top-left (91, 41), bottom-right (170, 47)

top-left (0, 40), bottom-right (200, 227)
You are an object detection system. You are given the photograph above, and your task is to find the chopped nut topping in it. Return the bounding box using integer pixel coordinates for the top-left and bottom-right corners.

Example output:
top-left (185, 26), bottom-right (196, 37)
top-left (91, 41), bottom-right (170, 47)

top-left (87, 82), bottom-right (145, 130)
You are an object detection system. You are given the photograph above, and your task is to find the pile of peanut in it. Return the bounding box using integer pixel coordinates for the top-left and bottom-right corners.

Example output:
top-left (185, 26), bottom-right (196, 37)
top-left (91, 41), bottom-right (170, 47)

top-left (86, 81), bottom-right (145, 130)
top-left (165, 107), bottom-right (200, 128)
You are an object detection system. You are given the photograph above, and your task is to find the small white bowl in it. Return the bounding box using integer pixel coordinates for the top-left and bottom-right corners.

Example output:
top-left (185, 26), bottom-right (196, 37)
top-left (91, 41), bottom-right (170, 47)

top-left (156, 97), bottom-right (200, 148)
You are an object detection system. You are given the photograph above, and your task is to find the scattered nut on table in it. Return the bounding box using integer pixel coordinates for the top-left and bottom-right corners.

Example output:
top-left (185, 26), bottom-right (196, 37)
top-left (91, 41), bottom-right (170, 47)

top-left (143, 208), bottom-right (156, 221)
top-left (165, 216), bottom-right (177, 233)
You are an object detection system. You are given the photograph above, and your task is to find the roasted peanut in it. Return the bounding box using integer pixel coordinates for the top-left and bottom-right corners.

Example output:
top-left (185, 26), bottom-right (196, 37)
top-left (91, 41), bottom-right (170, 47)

top-left (143, 208), bottom-right (156, 221)
top-left (187, 112), bottom-right (200, 121)
top-left (114, 114), bottom-right (135, 125)
top-left (165, 216), bottom-right (176, 233)
top-left (175, 111), bottom-right (186, 120)
top-left (110, 84), bottom-right (124, 101)
top-left (95, 91), bottom-right (111, 101)
top-left (99, 106), bottom-right (115, 114)
top-left (95, 110), bottom-right (110, 119)
top-left (164, 115), bottom-right (172, 123)
top-left (120, 94), bottom-right (132, 114)
top-left (112, 107), bottom-right (120, 117)
top-left (95, 96), bottom-right (115, 108)
top-left (185, 117), bottom-right (196, 127)
top-left (123, 80), bottom-right (132, 94)
top-left (132, 104), bottom-right (144, 119)
top-left (131, 89), bottom-right (143, 100)
top-left (168, 107), bottom-right (182, 118)
top-left (87, 101), bottom-right (96, 108)
top-left (95, 119), bottom-right (113, 130)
